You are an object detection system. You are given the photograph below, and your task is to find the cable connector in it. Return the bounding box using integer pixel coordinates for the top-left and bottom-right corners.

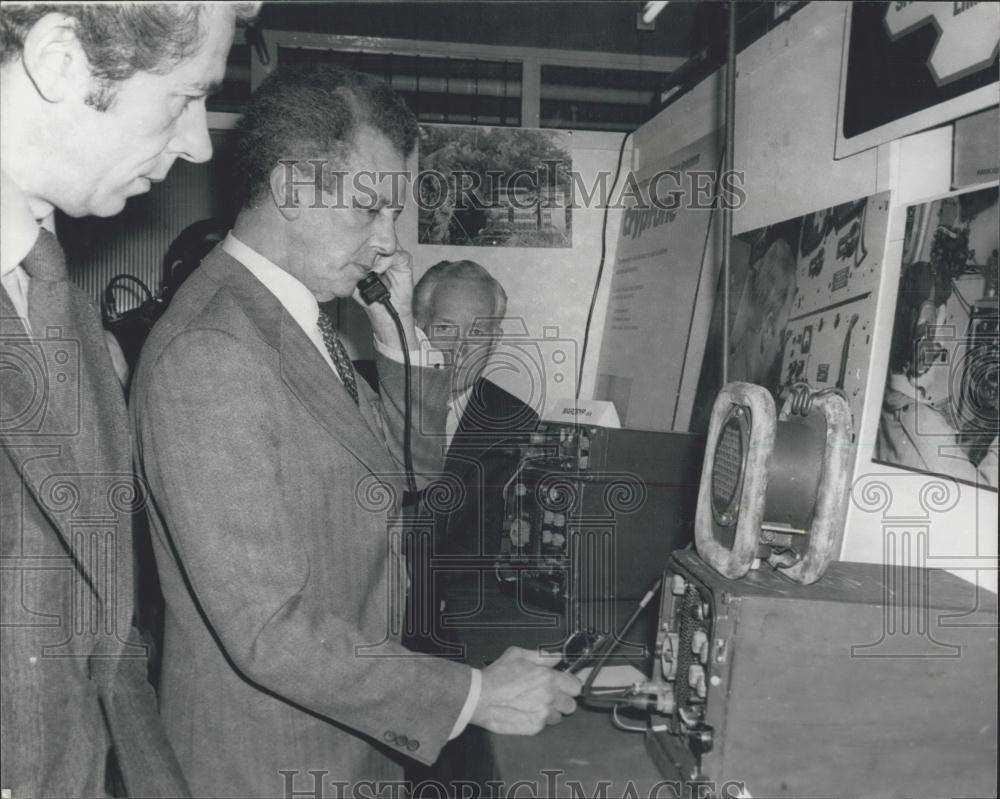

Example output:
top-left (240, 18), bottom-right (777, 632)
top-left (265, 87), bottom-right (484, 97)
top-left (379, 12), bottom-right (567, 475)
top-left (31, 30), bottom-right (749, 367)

top-left (629, 681), bottom-right (675, 714)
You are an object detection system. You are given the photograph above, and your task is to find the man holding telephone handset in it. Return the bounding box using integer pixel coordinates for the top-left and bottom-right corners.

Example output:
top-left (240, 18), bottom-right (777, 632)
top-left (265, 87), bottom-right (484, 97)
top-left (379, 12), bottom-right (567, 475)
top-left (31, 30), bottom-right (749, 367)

top-left (130, 63), bottom-right (580, 798)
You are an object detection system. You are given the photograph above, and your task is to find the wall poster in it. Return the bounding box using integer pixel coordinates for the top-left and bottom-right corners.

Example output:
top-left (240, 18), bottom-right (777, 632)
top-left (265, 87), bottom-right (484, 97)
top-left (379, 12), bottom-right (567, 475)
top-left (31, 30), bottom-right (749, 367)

top-left (953, 107), bottom-right (1000, 190)
top-left (692, 193), bottom-right (891, 436)
top-left (417, 124), bottom-right (573, 248)
top-left (874, 186), bottom-right (998, 489)
top-left (594, 130), bottom-right (722, 432)
top-left (836, 1), bottom-right (999, 159)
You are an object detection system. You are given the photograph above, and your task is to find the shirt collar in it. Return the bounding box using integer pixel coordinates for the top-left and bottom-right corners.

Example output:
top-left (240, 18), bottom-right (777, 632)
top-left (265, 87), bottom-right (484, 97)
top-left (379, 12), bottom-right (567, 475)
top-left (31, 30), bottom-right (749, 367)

top-left (223, 232), bottom-right (322, 331)
top-left (1, 169), bottom-right (43, 279)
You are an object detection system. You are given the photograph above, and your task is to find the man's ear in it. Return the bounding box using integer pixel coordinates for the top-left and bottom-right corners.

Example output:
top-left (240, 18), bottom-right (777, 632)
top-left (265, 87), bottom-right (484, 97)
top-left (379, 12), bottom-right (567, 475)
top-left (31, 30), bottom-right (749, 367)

top-left (269, 162), bottom-right (300, 221)
top-left (20, 13), bottom-right (92, 104)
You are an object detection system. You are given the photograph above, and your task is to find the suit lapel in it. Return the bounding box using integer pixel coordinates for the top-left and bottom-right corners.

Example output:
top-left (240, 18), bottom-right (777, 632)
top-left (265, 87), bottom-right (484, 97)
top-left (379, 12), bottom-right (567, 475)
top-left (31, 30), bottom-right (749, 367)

top-left (0, 279), bottom-right (124, 607)
top-left (445, 423), bottom-right (488, 484)
top-left (279, 313), bottom-right (396, 473)
top-left (204, 251), bottom-right (396, 475)
top-left (445, 378), bottom-right (524, 482)
top-left (0, 284), bottom-right (81, 475)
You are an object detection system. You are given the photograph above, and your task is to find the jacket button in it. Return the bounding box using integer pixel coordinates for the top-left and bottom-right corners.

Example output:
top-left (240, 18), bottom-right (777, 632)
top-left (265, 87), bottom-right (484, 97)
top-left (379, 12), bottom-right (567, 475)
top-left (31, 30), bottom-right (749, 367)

top-left (407, 739), bottom-right (420, 752)
top-left (383, 730), bottom-right (396, 743)
top-left (396, 734), bottom-right (409, 748)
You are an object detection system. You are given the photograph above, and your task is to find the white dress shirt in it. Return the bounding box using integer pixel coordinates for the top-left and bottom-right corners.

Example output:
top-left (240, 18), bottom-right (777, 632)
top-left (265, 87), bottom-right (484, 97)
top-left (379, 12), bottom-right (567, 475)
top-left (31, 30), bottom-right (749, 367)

top-left (222, 233), bottom-right (339, 371)
top-left (222, 232), bottom-right (481, 739)
top-left (445, 387), bottom-right (474, 450)
top-left (223, 233), bottom-right (443, 377)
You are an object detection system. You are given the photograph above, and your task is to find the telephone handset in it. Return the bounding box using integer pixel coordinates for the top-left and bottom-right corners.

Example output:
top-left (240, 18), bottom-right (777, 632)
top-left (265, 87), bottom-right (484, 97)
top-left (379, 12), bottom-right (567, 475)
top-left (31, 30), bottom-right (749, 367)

top-left (357, 272), bottom-right (391, 306)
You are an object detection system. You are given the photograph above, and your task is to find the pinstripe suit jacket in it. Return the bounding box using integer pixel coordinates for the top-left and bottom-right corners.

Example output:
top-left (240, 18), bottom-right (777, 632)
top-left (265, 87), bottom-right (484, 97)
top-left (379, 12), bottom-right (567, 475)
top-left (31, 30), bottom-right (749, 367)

top-left (1, 259), bottom-right (189, 798)
top-left (130, 247), bottom-right (473, 798)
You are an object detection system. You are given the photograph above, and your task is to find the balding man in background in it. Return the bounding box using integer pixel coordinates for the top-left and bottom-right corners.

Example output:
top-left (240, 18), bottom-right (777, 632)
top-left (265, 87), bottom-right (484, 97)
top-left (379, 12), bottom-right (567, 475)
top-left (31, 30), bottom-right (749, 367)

top-left (412, 261), bottom-right (540, 554)
top-left (404, 261), bottom-right (539, 657)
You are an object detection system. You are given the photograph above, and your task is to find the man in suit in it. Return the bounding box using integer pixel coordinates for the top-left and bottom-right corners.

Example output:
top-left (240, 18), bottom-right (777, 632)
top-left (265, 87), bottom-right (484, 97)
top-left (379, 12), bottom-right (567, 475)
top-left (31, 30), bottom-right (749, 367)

top-left (406, 262), bottom-right (540, 658)
top-left (413, 260), bottom-right (540, 562)
top-left (130, 64), bottom-right (580, 799)
top-left (1, 5), bottom-right (250, 797)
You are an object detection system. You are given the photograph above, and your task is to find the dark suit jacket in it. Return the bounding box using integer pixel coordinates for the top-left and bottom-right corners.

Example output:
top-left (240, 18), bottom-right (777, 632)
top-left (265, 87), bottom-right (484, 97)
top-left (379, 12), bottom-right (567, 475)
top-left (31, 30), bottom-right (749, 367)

top-left (130, 248), bottom-right (473, 798)
top-left (439, 377), bottom-right (540, 558)
top-left (1, 265), bottom-right (189, 797)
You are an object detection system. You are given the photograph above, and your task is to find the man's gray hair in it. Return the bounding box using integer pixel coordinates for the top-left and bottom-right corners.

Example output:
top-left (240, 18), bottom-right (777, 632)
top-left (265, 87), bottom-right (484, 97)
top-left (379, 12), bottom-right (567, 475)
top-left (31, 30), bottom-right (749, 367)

top-left (231, 62), bottom-right (419, 210)
top-left (413, 260), bottom-right (508, 328)
top-left (0, 3), bottom-right (259, 111)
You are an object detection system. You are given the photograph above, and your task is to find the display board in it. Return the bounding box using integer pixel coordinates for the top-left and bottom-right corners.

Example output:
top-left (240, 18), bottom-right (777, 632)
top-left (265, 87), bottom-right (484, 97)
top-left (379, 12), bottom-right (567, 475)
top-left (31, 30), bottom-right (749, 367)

top-left (594, 130), bottom-right (722, 431)
top-left (873, 186), bottom-right (998, 489)
top-left (417, 124), bottom-right (573, 248)
top-left (693, 192), bottom-right (891, 435)
top-left (836, 1), bottom-right (999, 158)
top-left (953, 107), bottom-right (1000, 190)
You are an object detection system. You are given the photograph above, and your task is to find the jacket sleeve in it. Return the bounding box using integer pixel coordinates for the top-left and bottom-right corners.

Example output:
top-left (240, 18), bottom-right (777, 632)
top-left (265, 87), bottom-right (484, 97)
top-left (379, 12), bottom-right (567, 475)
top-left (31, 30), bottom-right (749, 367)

top-left (134, 329), bottom-right (473, 765)
top-left (94, 625), bottom-right (193, 798)
top-left (373, 351), bottom-right (453, 486)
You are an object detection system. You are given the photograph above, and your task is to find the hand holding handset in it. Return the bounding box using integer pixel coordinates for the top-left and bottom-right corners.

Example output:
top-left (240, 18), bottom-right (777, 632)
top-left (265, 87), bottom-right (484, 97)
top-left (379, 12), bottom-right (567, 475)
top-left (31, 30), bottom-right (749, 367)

top-left (356, 272), bottom-right (391, 306)
top-left (356, 248), bottom-right (411, 311)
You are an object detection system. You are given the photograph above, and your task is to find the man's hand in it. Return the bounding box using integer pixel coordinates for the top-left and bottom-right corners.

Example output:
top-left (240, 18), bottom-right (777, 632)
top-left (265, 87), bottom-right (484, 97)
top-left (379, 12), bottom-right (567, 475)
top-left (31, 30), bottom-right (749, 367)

top-left (471, 646), bottom-right (582, 735)
top-left (354, 248), bottom-right (417, 349)
top-left (368, 248), bottom-right (415, 312)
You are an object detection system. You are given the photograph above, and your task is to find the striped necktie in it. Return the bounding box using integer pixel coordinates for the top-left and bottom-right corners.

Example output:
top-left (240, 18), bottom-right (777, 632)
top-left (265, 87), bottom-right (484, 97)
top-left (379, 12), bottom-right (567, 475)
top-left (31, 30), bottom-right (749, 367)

top-left (317, 308), bottom-right (359, 404)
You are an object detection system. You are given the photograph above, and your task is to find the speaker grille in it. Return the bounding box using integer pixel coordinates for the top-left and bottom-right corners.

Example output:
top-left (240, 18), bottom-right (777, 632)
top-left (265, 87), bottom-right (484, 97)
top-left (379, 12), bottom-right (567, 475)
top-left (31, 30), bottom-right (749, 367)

top-left (711, 417), bottom-right (743, 516)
